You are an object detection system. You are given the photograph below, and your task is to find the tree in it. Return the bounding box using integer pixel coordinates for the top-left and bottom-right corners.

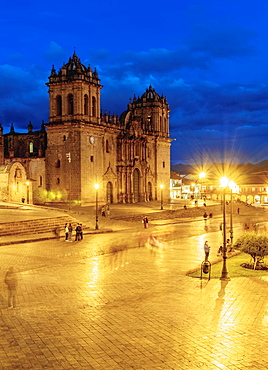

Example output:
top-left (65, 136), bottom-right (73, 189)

top-left (234, 232), bottom-right (268, 269)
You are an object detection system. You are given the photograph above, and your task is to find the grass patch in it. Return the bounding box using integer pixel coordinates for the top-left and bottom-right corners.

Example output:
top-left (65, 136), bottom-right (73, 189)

top-left (187, 252), bottom-right (268, 279)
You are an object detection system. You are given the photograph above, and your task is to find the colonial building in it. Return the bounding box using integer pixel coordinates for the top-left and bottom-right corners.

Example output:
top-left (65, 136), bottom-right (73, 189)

top-left (0, 52), bottom-right (171, 205)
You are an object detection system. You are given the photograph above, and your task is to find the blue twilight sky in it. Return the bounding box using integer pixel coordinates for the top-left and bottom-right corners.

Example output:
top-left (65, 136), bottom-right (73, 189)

top-left (1, 0), bottom-right (268, 165)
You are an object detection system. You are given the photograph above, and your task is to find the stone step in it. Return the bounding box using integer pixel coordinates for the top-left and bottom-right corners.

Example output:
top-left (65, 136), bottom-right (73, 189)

top-left (0, 216), bottom-right (84, 237)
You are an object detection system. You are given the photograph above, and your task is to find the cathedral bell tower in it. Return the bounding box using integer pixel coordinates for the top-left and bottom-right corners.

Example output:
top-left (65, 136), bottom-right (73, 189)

top-left (45, 52), bottom-right (103, 203)
top-left (118, 85), bottom-right (171, 203)
top-left (47, 51), bottom-right (102, 124)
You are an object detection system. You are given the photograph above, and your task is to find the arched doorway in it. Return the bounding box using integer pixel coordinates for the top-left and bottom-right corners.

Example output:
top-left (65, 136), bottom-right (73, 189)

top-left (133, 168), bottom-right (140, 202)
top-left (106, 181), bottom-right (113, 203)
top-left (148, 182), bottom-right (152, 201)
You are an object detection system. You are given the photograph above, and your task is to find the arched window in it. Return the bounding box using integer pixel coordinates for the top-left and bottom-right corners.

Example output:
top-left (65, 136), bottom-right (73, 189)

top-left (29, 142), bottom-right (34, 154)
top-left (56, 159), bottom-right (61, 168)
top-left (68, 94), bottom-right (74, 115)
top-left (56, 95), bottom-right (62, 116)
top-left (148, 182), bottom-right (152, 201)
top-left (106, 139), bottom-right (109, 153)
top-left (57, 178), bottom-right (60, 184)
top-left (39, 176), bottom-right (43, 186)
top-left (84, 94), bottom-right (88, 115)
top-left (133, 168), bottom-right (140, 203)
top-left (92, 96), bottom-right (96, 117)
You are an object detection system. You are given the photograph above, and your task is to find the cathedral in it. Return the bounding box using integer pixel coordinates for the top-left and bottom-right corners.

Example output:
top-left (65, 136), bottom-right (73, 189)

top-left (0, 52), bottom-right (171, 205)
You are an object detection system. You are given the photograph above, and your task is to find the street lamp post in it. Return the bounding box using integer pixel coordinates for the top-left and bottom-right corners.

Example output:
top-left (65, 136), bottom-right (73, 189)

top-left (160, 184), bottom-right (164, 210)
top-left (94, 184), bottom-right (100, 230)
top-left (220, 177), bottom-right (230, 281)
top-left (230, 188), bottom-right (233, 245)
top-left (229, 181), bottom-right (236, 245)
top-left (66, 152), bottom-right (71, 210)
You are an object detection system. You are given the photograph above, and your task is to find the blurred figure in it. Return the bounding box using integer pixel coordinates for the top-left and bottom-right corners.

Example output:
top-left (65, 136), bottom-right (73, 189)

top-left (4, 267), bottom-right (18, 309)
top-left (54, 226), bottom-right (61, 240)
top-left (106, 204), bottom-right (110, 217)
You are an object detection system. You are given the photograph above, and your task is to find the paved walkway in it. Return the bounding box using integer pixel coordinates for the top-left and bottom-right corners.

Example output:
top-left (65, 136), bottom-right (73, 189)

top-left (0, 202), bottom-right (268, 369)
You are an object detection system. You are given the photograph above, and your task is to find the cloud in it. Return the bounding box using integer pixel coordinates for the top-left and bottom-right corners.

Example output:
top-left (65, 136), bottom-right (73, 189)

top-left (42, 41), bottom-right (66, 63)
top-left (0, 64), bottom-right (47, 130)
top-left (188, 22), bottom-right (257, 58)
top-left (1, 37), bottom-right (268, 165)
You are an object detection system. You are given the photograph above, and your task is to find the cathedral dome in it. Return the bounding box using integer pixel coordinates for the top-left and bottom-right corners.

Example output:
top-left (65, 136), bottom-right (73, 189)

top-left (141, 85), bottom-right (160, 102)
top-left (64, 51), bottom-right (87, 74)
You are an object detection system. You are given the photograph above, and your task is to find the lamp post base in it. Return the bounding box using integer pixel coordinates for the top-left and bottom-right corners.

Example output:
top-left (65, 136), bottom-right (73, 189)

top-left (220, 256), bottom-right (230, 280)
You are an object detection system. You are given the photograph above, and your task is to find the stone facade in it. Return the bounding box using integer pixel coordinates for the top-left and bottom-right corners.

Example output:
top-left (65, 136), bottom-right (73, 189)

top-left (0, 52), bottom-right (171, 204)
top-left (45, 52), bottom-right (171, 204)
top-left (0, 122), bottom-right (46, 203)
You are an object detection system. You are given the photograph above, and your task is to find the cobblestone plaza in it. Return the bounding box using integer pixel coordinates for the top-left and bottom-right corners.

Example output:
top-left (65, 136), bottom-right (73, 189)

top-left (0, 202), bottom-right (268, 369)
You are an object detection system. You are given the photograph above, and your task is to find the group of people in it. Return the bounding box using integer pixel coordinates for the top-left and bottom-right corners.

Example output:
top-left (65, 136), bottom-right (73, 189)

top-left (203, 212), bottom-right (213, 220)
top-left (64, 223), bottom-right (83, 242)
top-left (204, 239), bottom-right (234, 261)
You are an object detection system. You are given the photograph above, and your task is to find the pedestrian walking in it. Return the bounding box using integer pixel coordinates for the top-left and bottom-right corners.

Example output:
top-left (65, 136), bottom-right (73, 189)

top-left (142, 216), bottom-right (149, 229)
top-left (54, 226), bottom-right (61, 240)
top-left (203, 212), bottom-right (208, 220)
top-left (75, 223), bottom-right (80, 241)
top-left (75, 223), bottom-right (83, 241)
top-left (237, 208), bottom-right (240, 215)
top-left (101, 206), bottom-right (106, 217)
top-left (204, 241), bottom-right (210, 261)
top-left (79, 224), bottom-right (83, 240)
top-left (65, 223), bottom-right (68, 241)
top-left (68, 223), bottom-right (73, 242)
top-left (4, 267), bottom-right (18, 309)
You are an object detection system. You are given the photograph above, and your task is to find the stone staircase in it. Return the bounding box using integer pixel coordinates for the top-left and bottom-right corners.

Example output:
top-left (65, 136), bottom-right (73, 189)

top-left (0, 216), bottom-right (82, 237)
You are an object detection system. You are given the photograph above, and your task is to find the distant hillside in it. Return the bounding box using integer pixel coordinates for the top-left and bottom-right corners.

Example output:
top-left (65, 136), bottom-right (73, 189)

top-left (171, 161), bottom-right (268, 178)
top-left (255, 160), bottom-right (268, 167)
top-left (171, 164), bottom-right (195, 174)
